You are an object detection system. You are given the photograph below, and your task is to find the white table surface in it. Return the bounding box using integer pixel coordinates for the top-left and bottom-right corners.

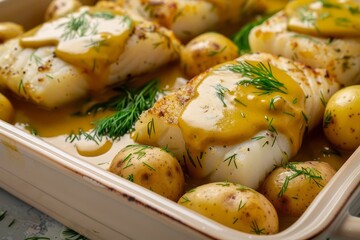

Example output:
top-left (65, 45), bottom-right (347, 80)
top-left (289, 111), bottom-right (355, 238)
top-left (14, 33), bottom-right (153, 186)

top-left (0, 187), bottom-right (87, 240)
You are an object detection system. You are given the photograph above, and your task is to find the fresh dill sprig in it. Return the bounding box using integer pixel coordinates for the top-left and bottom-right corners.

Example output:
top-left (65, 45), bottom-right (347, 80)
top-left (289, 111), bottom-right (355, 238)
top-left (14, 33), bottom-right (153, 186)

top-left (227, 61), bottom-right (287, 95)
top-left (237, 199), bottom-right (245, 211)
top-left (65, 128), bottom-right (102, 144)
top-left (250, 220), bottom-right (265, 235)
top-left (92, 11), bottom-right (115, 20)
top-left (323, 110), bottom-right (332, 128)
top-left (147, 118), bottom-right (155, 138)
top-left (278, 162), bottom-right (323, 198)
top-left (91, 80), bottom-right (159, 140)
top-left (179, 196), bottom-right (191, 204)
top-left (213, 84), bottom-right (229, 107)
top-left (298, 6), bottom-right (317, 26)
top-left (208, 46), bottom-right (227, 57)
top-left (59, 11), bottom-right (90, 41)
top-left (224, 153), bottom-right (238, 168)
top-left (18, 79), bottom-right (27, 94)
top-left (123, 144), bottom-right (153, 160)
top-left (30, 52), bottom-right (43, 66)
top-left (232, 14), bottom-right (272, 54)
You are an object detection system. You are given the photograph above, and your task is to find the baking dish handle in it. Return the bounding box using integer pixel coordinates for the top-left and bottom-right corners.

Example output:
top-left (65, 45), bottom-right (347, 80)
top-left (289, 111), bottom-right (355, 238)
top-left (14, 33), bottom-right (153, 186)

top-left (332, 183), bottom-right (360, 239)
top-left (336, 214), bottom-right (360, 239)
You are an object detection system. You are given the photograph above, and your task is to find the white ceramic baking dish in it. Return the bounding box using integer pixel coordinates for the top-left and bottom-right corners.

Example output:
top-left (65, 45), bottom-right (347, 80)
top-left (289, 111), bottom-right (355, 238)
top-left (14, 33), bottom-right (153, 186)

top-left (0, 1), bottom-right (359, 239)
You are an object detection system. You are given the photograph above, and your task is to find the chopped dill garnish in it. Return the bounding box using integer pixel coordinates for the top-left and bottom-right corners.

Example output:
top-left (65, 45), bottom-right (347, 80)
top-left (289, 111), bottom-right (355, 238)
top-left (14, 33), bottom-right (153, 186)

top-left (323, 110), bottom-right (332, 128)
top-left (252, 135), bottom-right (265, 141)
top-left (66, 128), bottom-right (102, 144)
top-left (237, 200), bottom-right (245, 211)
top-left (147, 118), bottom-right (155, 138)
top-left (123, 144), bottom-right (152, 160)
top-left (320, 91), bottom-right (327, 107)
top-left (298, 6), bottom-right (317, 26)
top-left (30, 52), bottom-right (43, 66)
top-left (234, 98), bottom-right (247, 106)
top-left (92, 11), bottom-right (115, 19)
top-left (208, 46), bottom-right (227, 57)
top-left (216, 181), bottom-right (231, 187)
top-left (127, 174), bottom-right (134, 182)
top-left (227, 61), bottom-right (287, 95)
top-left (301, 111), bottom-right (309, 124)
top-left (18, 79), bottom-right (27, 94)
top-left (186, 148), bottom-right (196, 168)
top-left (213, 84), bottom-right (229, 107)
top-left (278, 162), bottom-right (323, 198)
top-left (250, 220), bottom-right (265, 235)
top-left (265, 116), bottom-right (278, 135)
top-left (319, 0), bottom-right (341, 9)
top-left (224, 153), bottom-right (238, 168)
top-left (142, 162), bottom-right (156, 171)
top-left (179, 196), bottom-right (191, 204)
top-left (269, 96), bottom-right (281, 110)
top-left (59, 11), bottom-right (90, 41)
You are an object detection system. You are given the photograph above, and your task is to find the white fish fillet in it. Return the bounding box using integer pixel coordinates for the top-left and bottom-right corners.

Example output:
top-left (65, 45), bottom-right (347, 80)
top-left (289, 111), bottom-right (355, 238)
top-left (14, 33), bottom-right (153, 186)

top-left (120, 0), bottom-right (257, 41)
top-left (132, 52), bottom-right (339, 189)
top-left (0, 8), bottom-right (180, 108)
top-left (249, 11), bottom-right (360, 86)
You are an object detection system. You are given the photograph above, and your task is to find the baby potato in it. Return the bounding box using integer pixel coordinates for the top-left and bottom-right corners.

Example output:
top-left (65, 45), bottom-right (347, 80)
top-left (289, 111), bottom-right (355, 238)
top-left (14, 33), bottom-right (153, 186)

top-left (323, 85), bottom-right (360, 151)
top-left (180, 32), bottom-right (239, 78)
top-left (109, 144), bottom-right (185, 201)
top-left (0, 93), bottom-right (14, 123)
top-left (260, 161), bottom-right (336, 217)
top-left (178, 182), bottom-right (279, 235)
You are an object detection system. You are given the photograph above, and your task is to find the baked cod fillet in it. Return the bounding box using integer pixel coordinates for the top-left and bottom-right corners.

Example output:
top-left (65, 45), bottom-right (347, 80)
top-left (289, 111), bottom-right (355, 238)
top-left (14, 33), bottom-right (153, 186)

top-left (0, 4), bottom-right (180, 108)
top-left (132, 52), bottom-right (339, 189)
top-left (118, 0), bottom-right (257, 41)
top-left (249, 8), bottom-right (360, 86)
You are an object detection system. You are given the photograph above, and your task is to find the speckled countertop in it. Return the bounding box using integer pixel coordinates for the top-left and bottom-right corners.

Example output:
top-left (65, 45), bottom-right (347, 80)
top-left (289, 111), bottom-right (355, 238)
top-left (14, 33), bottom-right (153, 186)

top-left (0, 187), bottom-right (87, 240)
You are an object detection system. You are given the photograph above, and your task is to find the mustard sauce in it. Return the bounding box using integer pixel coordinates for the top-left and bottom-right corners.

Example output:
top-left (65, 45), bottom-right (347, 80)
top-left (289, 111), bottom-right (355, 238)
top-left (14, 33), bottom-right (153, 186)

top-left (11, 95), bottom-right (114, 137)
top-left (19, 6), bottom-right (134, 91)
top-left (286, 0), bottom-right (360, 37)
top-left (179, 60), bottom-right (306, 155)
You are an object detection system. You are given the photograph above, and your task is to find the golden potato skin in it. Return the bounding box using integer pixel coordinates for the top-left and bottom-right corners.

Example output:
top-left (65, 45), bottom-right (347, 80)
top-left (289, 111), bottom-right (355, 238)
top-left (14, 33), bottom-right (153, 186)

top-left (260, 161), bottom-right (336, 217)
top-left (180, 32), bottom-right (239, 78)
top-left (178, 182), bottom-right (279, 235)
top-left (323, 85), bottom-right (360, 151)
top-left (0, 93), bottom-right (14, 123)
top-left (109, 144), bottom-right (185, 201)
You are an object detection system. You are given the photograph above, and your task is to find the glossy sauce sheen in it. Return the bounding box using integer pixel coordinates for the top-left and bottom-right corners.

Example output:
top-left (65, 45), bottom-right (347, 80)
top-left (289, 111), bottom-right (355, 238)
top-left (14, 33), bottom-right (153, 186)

top-left (286, 0), bottom-right (360, 37)
top-left (19, 6), bottom-right (134, 90)
top-left (179, 60), bottom-right (306, 154)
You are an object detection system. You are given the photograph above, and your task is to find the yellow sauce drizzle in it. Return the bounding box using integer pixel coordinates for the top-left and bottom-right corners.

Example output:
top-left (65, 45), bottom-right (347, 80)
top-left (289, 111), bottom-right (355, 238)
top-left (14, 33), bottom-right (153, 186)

top-left (178, 60), bottom-right (306, 155)
top-left (19, 5), bottom-right (134, 91)
top-left (286, 0), bottom-right (360, 37)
